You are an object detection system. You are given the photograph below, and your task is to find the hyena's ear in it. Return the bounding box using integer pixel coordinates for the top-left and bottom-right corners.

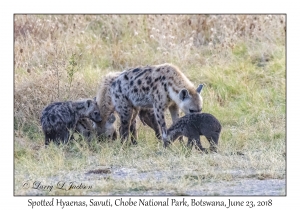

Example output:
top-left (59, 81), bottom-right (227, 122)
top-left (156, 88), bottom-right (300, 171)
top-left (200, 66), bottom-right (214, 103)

top-left (179, 89), bottom-right (190, 101)
top-left (85, 99), bottom-right (92, 108)
top-left (196, 84), bottom-right (204, 94)
top-left (108, 113), bottom-right (116, 124)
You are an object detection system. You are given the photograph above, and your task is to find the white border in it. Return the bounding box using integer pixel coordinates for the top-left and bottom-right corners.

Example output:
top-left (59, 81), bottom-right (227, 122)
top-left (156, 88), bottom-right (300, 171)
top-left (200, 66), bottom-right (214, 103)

top-left (2, 0), bottom-right (296, 208)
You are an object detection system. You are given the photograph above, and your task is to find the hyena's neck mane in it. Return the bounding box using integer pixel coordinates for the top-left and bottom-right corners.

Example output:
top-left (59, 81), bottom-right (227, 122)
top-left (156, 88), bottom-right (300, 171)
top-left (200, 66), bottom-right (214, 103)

top-left (96, 72), bottom-right (120, 127)
top-left (156, 63), bottom-right (197, 95)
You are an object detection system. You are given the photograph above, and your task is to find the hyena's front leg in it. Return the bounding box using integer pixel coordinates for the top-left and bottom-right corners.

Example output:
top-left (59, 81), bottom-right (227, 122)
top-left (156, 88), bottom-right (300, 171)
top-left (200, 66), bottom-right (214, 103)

top-left (153, 105), bottom-right (169, 148)
top-left (169, 104), bottom-right (183, 143)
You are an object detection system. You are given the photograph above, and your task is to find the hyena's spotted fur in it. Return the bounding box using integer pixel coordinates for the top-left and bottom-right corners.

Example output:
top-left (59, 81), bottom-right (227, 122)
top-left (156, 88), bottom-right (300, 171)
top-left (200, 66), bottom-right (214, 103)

top-left (94, 113), bottom-right (118, 140)
top-left (110, 63), bottom-right (204, 144)
top-left (163, 113), bottom-right (221, 153)
top-left (96, 72), bottom-right (120, 124)
top-left (75, 118), bottom-right (94, 141)
top-left (75, 114), bottom-right (117, 141)
top-left (95, 72), bottom-right (161, 142)
top-left (41, 99), bottom-right (101, 145)
top-left (95, 72), bottom-right (121, 140)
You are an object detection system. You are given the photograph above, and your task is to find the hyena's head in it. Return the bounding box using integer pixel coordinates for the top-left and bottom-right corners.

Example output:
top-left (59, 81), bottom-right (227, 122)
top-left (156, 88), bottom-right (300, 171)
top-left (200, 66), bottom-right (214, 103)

top-left (178, 84), bottom-right (204, 114)
top-left (104, 113), bottom-right (117, 140)
top-left (94, 113), bottom-right (117, 140)
top-left (77, 99), bottom-right (102, 123)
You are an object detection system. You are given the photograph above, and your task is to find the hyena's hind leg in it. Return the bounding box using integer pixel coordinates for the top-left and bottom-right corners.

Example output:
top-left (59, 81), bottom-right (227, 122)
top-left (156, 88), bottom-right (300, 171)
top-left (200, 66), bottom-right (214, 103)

top-left (116, 105), bottom-right (134, 144)
top-left (51, 127), bottom-right (70, 145)
top-left (129, 119), bottom-right (137, 145)
top-left (128, 108), bottom-right (140, 145)
top-left (62, 127), bottom-right (74, 144)
top-left (205, 132), bottom-right (220, 153)
top-left (138, 108), bottom-right (161, 140)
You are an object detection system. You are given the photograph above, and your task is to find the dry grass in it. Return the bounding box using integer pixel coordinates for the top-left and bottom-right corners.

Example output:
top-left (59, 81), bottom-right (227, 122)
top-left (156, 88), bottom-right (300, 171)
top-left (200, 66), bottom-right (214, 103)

top-left (14, 14), bottom-right (286, 195)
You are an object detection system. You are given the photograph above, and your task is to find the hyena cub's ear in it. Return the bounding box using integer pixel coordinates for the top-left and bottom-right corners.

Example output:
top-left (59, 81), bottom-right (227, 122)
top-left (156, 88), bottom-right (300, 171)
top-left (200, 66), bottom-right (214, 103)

top-left (108, 113), bottom-right (116, 124)
top-left (196, 84), bottom-right (204, 94)
top-left (85, 99), bottom-right (93, 108)
top-left (179, 89), bottom-right (190, 101)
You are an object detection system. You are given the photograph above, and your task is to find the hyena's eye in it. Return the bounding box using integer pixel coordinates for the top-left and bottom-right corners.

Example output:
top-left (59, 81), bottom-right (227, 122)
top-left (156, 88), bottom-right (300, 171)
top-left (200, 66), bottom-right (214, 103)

top-left (94, 111), bottom-right (99, 116)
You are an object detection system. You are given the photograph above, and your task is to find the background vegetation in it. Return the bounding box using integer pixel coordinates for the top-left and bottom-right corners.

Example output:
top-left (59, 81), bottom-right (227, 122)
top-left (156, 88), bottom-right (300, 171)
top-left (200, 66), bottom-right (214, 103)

top-left (14, 14), bottom-right (286, 195)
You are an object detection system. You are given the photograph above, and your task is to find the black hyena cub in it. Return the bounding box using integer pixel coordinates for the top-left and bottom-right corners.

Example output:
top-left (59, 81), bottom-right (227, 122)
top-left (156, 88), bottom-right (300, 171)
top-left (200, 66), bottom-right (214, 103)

top-left (41, 99), bottom-right (101, 145)
top-left (162, 113), bottom-right (221, 153)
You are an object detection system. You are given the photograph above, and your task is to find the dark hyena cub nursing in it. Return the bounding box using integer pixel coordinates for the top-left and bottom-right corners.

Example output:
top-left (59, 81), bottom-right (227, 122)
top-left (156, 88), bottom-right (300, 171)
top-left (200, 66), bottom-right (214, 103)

top-left (75, 113), bottom-right (117, 141)
top-left (138, 108), bottom-right (161, 139)
top-left (110, 63), bottom-right (204, 145)
top-left (41, 99), bottom-right (101, 145)
top-left (162, 113), bottom-right (221, 153)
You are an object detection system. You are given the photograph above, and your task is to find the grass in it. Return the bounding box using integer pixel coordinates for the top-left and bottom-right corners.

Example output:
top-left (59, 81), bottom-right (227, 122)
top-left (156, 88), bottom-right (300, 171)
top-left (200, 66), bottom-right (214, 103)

top-left (14, 14), bottom-right (286, 195)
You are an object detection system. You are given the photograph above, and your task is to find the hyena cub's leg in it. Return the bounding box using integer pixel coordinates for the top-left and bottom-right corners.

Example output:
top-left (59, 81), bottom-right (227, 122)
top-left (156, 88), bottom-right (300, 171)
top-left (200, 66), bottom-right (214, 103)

top-left (206, 132), bottom-right (220, 153)
top-left (187, 136), bottom-right (204, 151)
top-left (57, 127), bottom-right (72, 144)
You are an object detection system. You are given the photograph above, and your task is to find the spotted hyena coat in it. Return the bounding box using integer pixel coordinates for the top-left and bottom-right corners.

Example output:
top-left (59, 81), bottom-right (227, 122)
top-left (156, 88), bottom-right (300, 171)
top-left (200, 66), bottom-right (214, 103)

top-left (75, 113), bottom-right (117, 141)
top-left (75, 118), bottom-right (94, 141)
top-left (94, 112), bottom-right (118, 140)
top-left (110, 63), bottom-right (204, 144)
top-left (95, 72), bottom-right (162, 142)
top-left (162, 113), bottom-right (221, 152)
top-left (41, 99), bottom-right (101, 145)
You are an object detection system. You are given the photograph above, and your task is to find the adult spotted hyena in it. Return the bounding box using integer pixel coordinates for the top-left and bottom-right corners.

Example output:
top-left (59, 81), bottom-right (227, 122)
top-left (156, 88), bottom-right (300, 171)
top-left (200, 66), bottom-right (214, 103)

top-left (95, 72), bottom-right (161, 141)
top-left (162, 113), bottom-right (221, 153)
top-left (41, 99), bottom-right (101, 145)
top-left (110, 63), bottom-right (204, 145)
